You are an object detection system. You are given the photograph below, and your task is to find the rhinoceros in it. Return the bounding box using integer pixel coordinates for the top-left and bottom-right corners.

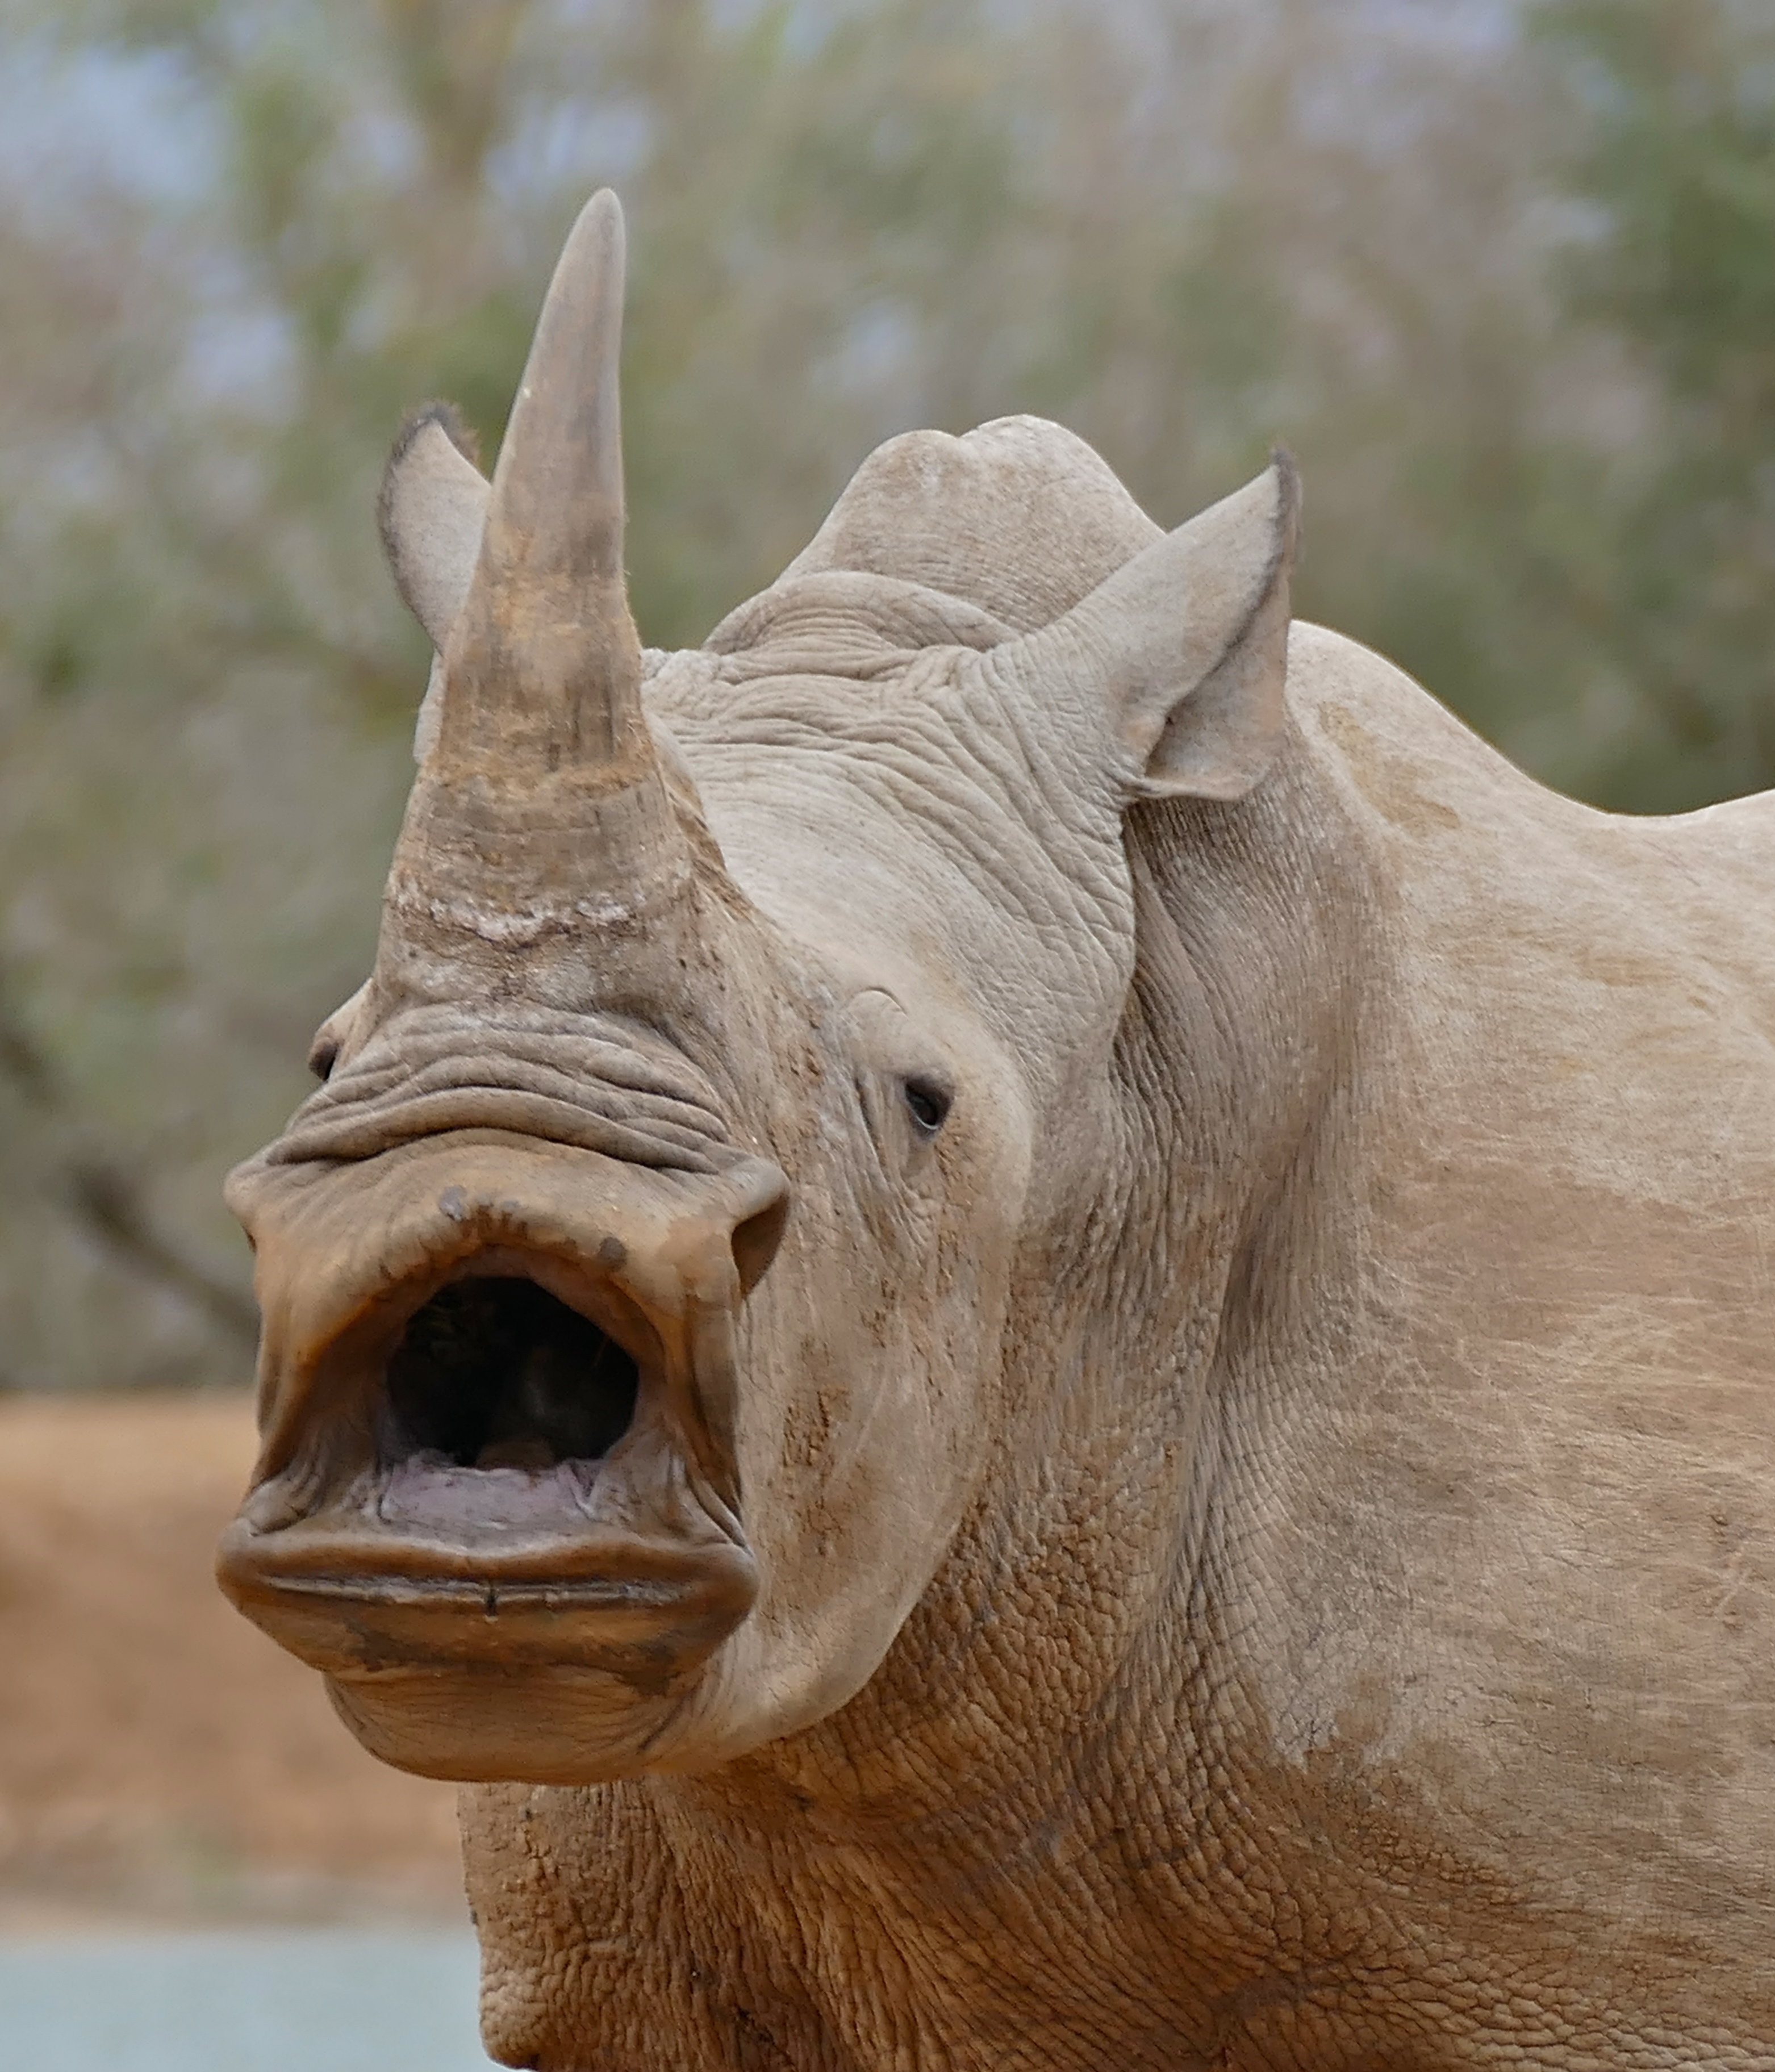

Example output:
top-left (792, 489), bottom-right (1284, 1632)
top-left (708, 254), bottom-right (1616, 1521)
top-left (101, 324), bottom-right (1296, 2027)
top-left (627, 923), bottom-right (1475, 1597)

top-left (218, 190), bottom-right (1775, 2067)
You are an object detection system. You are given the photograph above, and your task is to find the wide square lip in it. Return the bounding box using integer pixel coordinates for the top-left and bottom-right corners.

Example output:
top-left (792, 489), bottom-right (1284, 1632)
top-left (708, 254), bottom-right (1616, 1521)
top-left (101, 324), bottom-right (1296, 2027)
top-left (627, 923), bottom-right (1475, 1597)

top-left (216, 1488), bottom-right (760, 1686)
top-left (247, 1236), bottom-right (670, 1492)
top-left (216, 1266), bottom-right (759, 1684)
top-left (218, 1129), bottom-right (787, 1686)
top-left (228, 1127), bottom-right (784, 1496)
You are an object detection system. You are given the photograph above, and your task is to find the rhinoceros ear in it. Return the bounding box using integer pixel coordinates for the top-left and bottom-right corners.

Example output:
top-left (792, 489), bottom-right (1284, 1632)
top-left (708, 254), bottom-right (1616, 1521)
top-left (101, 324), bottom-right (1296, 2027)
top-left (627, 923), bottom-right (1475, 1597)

top-left (377, 403), bottom-right (491, 650)
top-left (1006, 453), bottom-right (1298, 803)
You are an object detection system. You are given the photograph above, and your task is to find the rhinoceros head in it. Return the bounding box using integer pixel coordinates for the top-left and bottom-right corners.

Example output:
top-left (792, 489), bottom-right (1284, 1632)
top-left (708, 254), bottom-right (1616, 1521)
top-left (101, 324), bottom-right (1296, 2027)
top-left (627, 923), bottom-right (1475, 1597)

top-left (218, 192), bottom-right (1297, 1785)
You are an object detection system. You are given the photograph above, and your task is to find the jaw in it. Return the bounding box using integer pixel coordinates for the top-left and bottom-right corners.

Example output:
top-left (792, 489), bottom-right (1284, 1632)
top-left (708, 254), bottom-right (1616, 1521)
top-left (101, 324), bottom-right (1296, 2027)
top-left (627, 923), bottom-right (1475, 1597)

top-left (219, 1431), bottom-right (758, 1785)
top-left (219, 1129), bottom-right (784, 1783)
top-left (322, 1661), bottom-right (724, 1786)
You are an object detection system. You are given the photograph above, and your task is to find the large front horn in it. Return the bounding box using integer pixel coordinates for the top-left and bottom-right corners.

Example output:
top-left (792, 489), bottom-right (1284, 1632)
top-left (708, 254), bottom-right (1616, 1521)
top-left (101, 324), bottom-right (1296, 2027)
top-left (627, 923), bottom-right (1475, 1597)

top-left (435, 187), bottom-right (646, 776)
top-left (385, 192), bottom-right (701, 966)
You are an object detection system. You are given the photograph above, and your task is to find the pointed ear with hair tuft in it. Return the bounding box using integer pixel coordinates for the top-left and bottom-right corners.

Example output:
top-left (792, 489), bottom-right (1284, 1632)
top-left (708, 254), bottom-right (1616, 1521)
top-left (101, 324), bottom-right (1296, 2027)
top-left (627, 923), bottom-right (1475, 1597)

top-left (377, 402), bottom-right (491, 650)
top-left (1003, 452), bottom-right (1300, 804)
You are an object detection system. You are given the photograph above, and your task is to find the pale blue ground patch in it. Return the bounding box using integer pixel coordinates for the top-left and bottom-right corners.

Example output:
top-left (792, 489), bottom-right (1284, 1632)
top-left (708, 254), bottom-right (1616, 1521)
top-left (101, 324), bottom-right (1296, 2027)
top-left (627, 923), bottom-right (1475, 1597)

top-left (0, 1930), bottom-right (490, 2071)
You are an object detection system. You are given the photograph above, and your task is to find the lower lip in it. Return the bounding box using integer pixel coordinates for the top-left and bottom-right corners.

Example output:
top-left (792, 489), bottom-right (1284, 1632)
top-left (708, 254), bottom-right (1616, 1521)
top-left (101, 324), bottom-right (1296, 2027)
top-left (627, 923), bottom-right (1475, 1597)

top-left (216, 1514), bottom-right (758, 1684)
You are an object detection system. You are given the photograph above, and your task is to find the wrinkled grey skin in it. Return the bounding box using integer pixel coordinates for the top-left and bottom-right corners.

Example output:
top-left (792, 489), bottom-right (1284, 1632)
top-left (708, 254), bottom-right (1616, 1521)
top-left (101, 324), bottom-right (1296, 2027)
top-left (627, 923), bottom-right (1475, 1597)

top-left (224, 195), bottom-right (1775, 2069)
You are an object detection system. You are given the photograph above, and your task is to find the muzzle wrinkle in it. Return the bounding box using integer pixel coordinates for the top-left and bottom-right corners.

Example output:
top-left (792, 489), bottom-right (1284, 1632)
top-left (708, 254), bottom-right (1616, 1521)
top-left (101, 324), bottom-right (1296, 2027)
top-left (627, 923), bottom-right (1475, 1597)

top-left (266, 1006), bottom-right (737, 1173)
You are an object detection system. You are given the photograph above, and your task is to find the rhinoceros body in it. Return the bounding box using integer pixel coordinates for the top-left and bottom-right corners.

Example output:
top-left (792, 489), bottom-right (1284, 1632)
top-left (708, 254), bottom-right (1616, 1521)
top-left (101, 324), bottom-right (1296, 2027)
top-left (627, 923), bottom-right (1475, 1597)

top-left (219, 195), bottom-right (1775, 2066)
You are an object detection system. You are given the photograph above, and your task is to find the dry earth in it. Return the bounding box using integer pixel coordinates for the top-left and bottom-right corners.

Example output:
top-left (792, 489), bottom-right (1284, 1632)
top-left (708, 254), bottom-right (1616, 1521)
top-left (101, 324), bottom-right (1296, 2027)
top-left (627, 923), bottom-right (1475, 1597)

top-left (0, 1392), bottom-right (464, 1928)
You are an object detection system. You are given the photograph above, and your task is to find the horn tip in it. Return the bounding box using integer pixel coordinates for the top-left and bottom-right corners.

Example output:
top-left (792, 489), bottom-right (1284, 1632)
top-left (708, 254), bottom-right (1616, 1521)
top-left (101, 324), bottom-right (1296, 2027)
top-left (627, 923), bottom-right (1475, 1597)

top-left (575, 186), bottom-right (626, 256)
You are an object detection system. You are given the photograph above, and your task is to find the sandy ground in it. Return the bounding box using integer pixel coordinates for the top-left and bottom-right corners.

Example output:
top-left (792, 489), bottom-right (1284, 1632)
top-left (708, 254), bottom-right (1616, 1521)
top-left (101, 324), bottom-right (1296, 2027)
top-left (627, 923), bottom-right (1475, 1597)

top-left (0, 1393), bottom-right (465, 1928)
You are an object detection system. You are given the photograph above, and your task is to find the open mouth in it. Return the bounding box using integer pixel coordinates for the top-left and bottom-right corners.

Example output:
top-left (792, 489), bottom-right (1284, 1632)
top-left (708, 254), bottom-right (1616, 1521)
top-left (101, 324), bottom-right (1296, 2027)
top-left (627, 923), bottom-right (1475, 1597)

top-left (386, 1274), bottom-right (641, 1473)
top-left (352, 1265), bottom-right (669, 1555)
top-left (220, 1248), bottom-right (756, 1684)
top-left (215, 1132), bottom-right (785, 1779)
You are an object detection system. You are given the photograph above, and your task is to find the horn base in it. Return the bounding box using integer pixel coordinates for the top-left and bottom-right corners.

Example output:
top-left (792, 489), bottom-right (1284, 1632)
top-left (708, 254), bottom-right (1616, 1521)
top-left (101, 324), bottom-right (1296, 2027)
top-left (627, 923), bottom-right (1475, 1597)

top-left (385, 759), bottom-right (695, 959)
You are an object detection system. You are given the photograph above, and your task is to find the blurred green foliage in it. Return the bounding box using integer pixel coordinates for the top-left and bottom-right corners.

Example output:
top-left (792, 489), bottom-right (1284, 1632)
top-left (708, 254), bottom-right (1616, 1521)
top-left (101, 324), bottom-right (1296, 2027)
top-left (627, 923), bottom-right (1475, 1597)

top-left (0, 0), bottom-right (1770, 1388)
top-left (1532, 0), bottom-right (1775, 805)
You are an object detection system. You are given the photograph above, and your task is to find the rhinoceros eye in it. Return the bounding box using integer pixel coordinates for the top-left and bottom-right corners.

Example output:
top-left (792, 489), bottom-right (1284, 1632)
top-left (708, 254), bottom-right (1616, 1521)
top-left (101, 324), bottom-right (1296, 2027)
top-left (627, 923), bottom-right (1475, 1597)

top-left (307, 1033), bottom-right (340, 1083)
top-left (901, 1075), bottom-right (952, 1135)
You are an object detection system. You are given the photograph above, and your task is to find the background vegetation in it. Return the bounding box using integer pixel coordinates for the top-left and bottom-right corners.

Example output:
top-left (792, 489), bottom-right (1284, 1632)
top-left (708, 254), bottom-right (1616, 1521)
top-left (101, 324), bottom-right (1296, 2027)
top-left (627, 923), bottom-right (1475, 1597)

top-left (0, 0), bottom-right (1769, 1390)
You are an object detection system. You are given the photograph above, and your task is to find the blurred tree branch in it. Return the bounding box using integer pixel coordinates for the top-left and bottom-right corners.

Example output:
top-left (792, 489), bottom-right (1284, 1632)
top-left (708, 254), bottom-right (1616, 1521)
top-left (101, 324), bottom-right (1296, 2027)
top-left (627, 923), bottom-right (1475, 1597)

top-left (0, 974), bottom-right (257, 1351)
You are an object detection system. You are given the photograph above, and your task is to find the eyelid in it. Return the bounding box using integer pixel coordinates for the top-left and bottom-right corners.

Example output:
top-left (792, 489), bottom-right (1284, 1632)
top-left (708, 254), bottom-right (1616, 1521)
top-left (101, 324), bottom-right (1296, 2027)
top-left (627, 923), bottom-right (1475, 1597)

top-left (901, 1075), bottom-right (953, 1133)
